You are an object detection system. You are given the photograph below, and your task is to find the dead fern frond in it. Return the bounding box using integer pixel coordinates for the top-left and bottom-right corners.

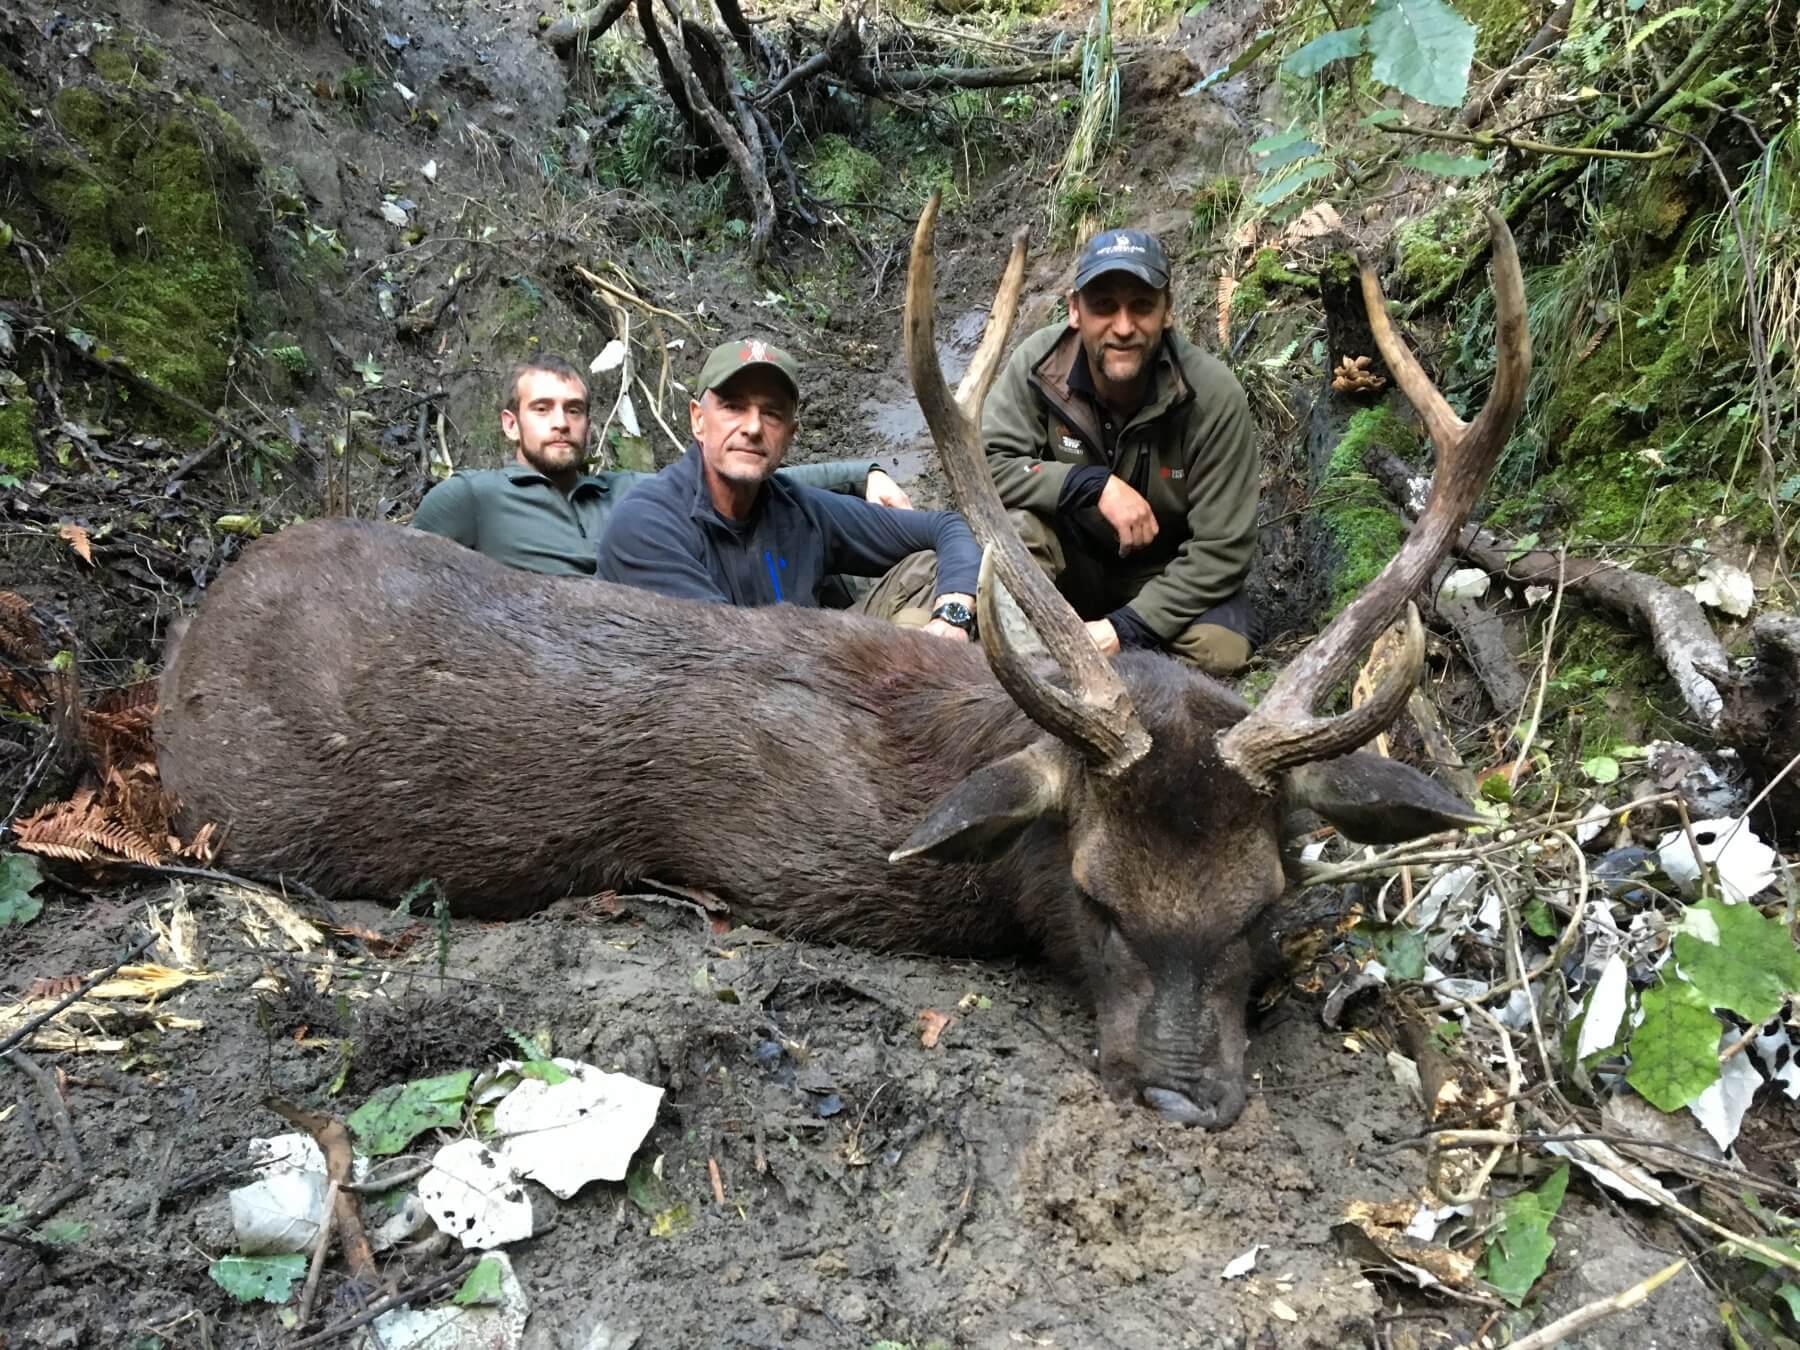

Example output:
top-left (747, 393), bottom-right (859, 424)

top-left (0, 591), bottom-right (48, 665)
top-left (1217, 273), bottom-right (1236, 348)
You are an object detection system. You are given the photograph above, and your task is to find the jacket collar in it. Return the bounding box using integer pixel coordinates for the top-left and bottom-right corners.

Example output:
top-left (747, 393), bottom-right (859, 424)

top-left (500, 461), bottom-right (612, 496)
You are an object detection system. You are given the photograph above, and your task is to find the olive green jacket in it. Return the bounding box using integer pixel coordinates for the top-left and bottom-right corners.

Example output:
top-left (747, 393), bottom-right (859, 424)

top-left (411, 458), bottom-right (877, 577)
top-left (981, 323), bottom-right (1258, 641)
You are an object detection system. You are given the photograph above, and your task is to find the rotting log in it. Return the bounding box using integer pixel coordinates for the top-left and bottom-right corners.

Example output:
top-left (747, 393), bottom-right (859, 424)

top-left (1716, 613), bottom-right (1800, 843)
top-left (1430, 560), bottom-right (1531, 716)
top-left (1367, 450), bottom-right (1730, 727)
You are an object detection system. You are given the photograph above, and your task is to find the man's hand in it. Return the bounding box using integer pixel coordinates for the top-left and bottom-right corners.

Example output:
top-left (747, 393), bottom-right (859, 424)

top-left (922, 591), bottom-right (974, 642)
top-left (1097, 476), bottom-right (1158, 555)
top-left (1085, 618), bottom-right (1120, 656)
top-left (865, 468), bottom-right (912, 510)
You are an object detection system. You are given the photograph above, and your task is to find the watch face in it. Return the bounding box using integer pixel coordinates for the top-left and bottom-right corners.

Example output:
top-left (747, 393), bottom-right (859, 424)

top-left (934, 601), bottom-right (975, 628)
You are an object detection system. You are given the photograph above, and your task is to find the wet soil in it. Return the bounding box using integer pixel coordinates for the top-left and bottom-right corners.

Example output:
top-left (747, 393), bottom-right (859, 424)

top-left (1, 886), bottom-right (1725, 1349)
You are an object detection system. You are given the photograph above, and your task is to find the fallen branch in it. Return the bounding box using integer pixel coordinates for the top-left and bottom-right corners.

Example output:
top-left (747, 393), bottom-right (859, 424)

top-left (1457, 0), bottom-right (1574, 129)
top-left (290, 1254), bottom-right (480, 1350)
top-left (3, 1049), bottom-right (84, 1179)
top-left (1431, 561), bottom-right (1530, 714)
top-left (264, 1098), bottom-right (378, 1287)
top-left (541, 0), bottom-right (632, 53)
top-left (1377, 119), bottom-right (1675, 161)
top-left (657, 7), bottom-right (776, 263)
top-left (1369, 451), bottom-right (1728, 726)
top-left (1506, 1257), bottom-right (1690, 1350)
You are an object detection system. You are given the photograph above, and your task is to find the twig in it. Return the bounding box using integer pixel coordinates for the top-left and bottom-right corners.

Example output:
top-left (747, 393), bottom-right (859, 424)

top-left (571, 265), bottom-right (695, 330)
top-left (296, 1177), bottom-right (340, 1329)
top-left (2, 1049), bottom-right (85, 1179)
top-left (1301, 794), bottom-right (1673, 887)
top-left (1505, 1257), bottom-right (1690, 1350)
top-left (1377, 120), bottom-right (1674, 161)
top-left (1508, 548), bottom-right (1566, 790)
top-left (264, 1098), bottom-right (377, 1285)
top-left (341, 1158), bottom-right (434, 1194)
top-left (0, 931), bottom-right (160, 1056)
top-left (636, 374), bottom-right (688, 454)
top-left (289, 1254), bottom-right (479, 1349)
top-left (708, 1156), bottom-right (726, 1208)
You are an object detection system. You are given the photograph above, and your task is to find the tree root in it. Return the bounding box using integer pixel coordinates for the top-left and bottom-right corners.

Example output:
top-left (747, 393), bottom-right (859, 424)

top-left (1368, 451), bottom-right (1729, 727)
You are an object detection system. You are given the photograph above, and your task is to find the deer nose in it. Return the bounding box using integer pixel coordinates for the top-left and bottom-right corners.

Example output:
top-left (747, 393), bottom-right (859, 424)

top-left (1142, 1078), bottom-right (1247, 1130)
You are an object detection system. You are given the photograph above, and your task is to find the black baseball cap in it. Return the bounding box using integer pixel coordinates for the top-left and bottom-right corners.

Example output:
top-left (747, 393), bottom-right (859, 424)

top-left (1073, 228), bottom-right (1171, 290)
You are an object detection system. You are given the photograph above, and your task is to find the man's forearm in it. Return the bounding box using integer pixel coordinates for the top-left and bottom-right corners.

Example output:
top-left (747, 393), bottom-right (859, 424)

top-left (778, 460), bottom-right (879, 495)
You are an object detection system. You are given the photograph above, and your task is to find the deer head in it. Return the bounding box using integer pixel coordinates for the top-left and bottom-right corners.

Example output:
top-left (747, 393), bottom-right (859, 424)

top-left (892, 196), bottom-right (1529, 1127)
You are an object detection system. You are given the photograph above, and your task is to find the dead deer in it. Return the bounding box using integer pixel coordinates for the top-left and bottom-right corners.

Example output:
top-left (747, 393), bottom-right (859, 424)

top-left (156, 200), bottom-right (1528, 1128)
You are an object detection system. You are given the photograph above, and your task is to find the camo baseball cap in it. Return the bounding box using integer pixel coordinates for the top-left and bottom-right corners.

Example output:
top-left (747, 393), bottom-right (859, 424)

top-left (1073, 228), bottom-right (1171, 291)
top-left (694, 337), bottom-right (802, 402)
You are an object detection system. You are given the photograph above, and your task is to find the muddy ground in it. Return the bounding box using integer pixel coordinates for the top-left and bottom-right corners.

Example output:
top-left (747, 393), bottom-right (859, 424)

top-left (0, 0), bottom-right (1756, 1343)
top-left (2, 879), bottom-right (1727, 1349)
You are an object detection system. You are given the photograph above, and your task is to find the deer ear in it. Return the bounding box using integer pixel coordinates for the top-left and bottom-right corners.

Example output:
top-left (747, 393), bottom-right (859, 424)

top-left (891, 743), bottom-right (1068, 864)
top-left (1285, 754), bottom-right (1486, 845)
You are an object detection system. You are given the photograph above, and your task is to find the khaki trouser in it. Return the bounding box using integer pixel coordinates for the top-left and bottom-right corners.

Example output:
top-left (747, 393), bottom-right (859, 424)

top-left (848, 550), bottom-right (939, 628)
top-left (1009, 509), bottom-right (1252, 676)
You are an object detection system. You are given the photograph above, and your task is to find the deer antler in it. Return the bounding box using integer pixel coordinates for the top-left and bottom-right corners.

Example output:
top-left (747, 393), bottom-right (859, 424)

top-left (905, 193), bottom-right (1151, 775)
top-left (1219, 208), bottom-right (1531, 791)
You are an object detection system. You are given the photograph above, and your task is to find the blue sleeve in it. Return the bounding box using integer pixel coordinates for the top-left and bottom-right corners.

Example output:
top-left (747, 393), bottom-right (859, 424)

top-left (804, 489), bottom-right (981, 596)
top-left (594, 493), bottom-right (730, 604)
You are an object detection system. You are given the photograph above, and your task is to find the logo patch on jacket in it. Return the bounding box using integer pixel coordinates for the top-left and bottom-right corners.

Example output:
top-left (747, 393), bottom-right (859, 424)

top-left (1160, 465), bottom-right (1186, 480)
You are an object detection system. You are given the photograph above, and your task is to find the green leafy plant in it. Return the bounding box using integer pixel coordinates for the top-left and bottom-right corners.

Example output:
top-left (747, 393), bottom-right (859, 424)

top-left (209, 1253), bottom-right (307, 1304)
top-left (1478, 1164), bottom-right (1570, 1305)
top-left (0, 853), bottom-right (44, 927)
top-left (1278, 0), bottom-right (1478, 106)
top-left (347, 1069), bottom-right (475, 1156)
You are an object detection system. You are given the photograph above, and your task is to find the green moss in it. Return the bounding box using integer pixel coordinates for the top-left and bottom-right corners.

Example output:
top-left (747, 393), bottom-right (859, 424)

top-left (0, 391), bottom-right (37, 477)
top-left (1539, 615), bottom-right (1685, 761)
top-left (1317, 406), bottom-right (1418, 613)
top-left (803, 134), bottom-right (883, 204)
top-left (1231, 248), bottom-right (1318, 322)
top-left (1395, 200), bottom-right (1483, 296)
top-left (35, 86), bottom-right (258, 427)
top-left (90, 40), bottom-right (164, 88)
top-left (0, 67), bottom-right (25, 161)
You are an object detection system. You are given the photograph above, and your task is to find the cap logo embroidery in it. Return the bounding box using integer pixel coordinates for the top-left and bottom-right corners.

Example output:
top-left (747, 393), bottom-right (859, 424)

top-left (1095, 233), bottom-right (1147, 257)
top-left (740, 340), bottom-right (771, 363)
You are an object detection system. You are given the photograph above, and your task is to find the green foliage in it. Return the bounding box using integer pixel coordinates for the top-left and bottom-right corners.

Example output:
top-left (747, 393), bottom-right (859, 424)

top-left (32, 85), bottom-right (257, 430)
top-left (1187, 175), bottom-right (1242, 249)
top-left (338, 64), bottom-right (377, 104)
top-left (596, 100), bottom-right (665, 189)
top-left (1282, 27), bottom-right (1366, 76)
top-left (1316, 407), bottom-right (1417, 614)
top-left (90, 40), bottom-right (164, 88)
top-left (0, 389), bottom-right (38, 477)
top-left (1231, 247), bottom-right (1318, 322)
top-left (208, 1253), bottom-right (306, 1304)
top-left (1674, 898), bottom-right (1800, 1025)
top-left (1278, 0), bottom-right (1477, 104)
top-left (803, 133), bottom-right (883, 203)
top-left (1478, 1164), bottom-right (1569, 1306)
top-left (347, 1069), bottom-right (475, 1156)
top-left (0, 853), bottom-right (44, 927)
top-left (1627, 978), bottom-right (1720, 1111)
top-left (454, 1256), bottom-right (506, 1305)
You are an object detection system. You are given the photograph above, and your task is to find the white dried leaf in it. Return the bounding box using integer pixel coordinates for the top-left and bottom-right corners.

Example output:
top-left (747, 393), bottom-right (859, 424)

top-left (1543, 1138), bottom-right (1673, 1207)
top-left (1752, 1022), bottom-right (1800, 1099)
top-left (493, 1061), bottom-right (662, 1199)
top-left (421, 159), bottom-right (438, 181)
top-left (1269, 1299), bottom-right (1299, 1322)
top-left (1523, 584), bottom-right (1552, 605)
top-left (616, 394), bottom-right (641, 438)
top-left (419, 1139), bottom-right (533, 1250)
top-left (1687, 1039), bottom-right (1762, 1150)
top-left (1685, 559), bottom-right (1754, 618)
top-left (380, 201), bottom-right (410, 227)
top-left (1221, 1243), bottom-right (1266, 1279)
top-left (1577, 954), bottom-right (1630, 1060)
top-left (590, 339), bottom-right (627, 374)
top-left (1656, 819), bottom-right (1778, 903)
top-left (1438, 567), bottom-right (1491, 602)
top-left (393, 81), bottom-right (417, 102)
top-left (1387, 1051), bottom-right (1422, 1100)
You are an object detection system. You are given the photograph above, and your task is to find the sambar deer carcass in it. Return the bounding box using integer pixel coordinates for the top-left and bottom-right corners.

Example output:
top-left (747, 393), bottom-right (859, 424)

top-left (156, 199), bottom-right (1528, 1128)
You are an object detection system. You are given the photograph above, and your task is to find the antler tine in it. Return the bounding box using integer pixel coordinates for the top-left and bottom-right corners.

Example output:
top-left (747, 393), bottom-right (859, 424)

top-left (905, 193), bottom-right (1151, 774)
top-left (1219, 210), bottom-right (1530, 791)
top-left (954, 225), bottom-right (1032, 416)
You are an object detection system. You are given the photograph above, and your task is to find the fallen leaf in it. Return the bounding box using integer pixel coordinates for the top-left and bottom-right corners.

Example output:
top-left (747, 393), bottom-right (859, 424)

top-left (421, 159), bottom-right (438, 181)
top-left (380, 201), bottom-right (409, 227)
top-left (1268, 1298), bottom-right (1299, 1321)
top-left (58, 523), bottom-right (93, 564)
top-left (918, 1008), bottom-right (951, 1049)
top-left (1221, 1242), bottom-right (1266, 1279)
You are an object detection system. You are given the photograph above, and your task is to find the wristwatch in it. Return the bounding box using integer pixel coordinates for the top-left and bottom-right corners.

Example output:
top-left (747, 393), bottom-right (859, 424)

top-left (930, 600), bottom-right (977, 637)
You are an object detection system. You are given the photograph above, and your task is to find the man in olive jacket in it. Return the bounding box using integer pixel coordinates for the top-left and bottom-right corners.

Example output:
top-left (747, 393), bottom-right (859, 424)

top-left (982, 229), bottom-right (1258, 673)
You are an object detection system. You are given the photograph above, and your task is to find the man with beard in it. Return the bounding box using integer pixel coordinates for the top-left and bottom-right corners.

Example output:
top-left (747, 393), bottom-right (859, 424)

top-left (413, 354), bottom-right (912, 579)
top-left (981, 229), bottom-right (1259, 674)
top-left (596, 339), bottom-right (980, 641)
